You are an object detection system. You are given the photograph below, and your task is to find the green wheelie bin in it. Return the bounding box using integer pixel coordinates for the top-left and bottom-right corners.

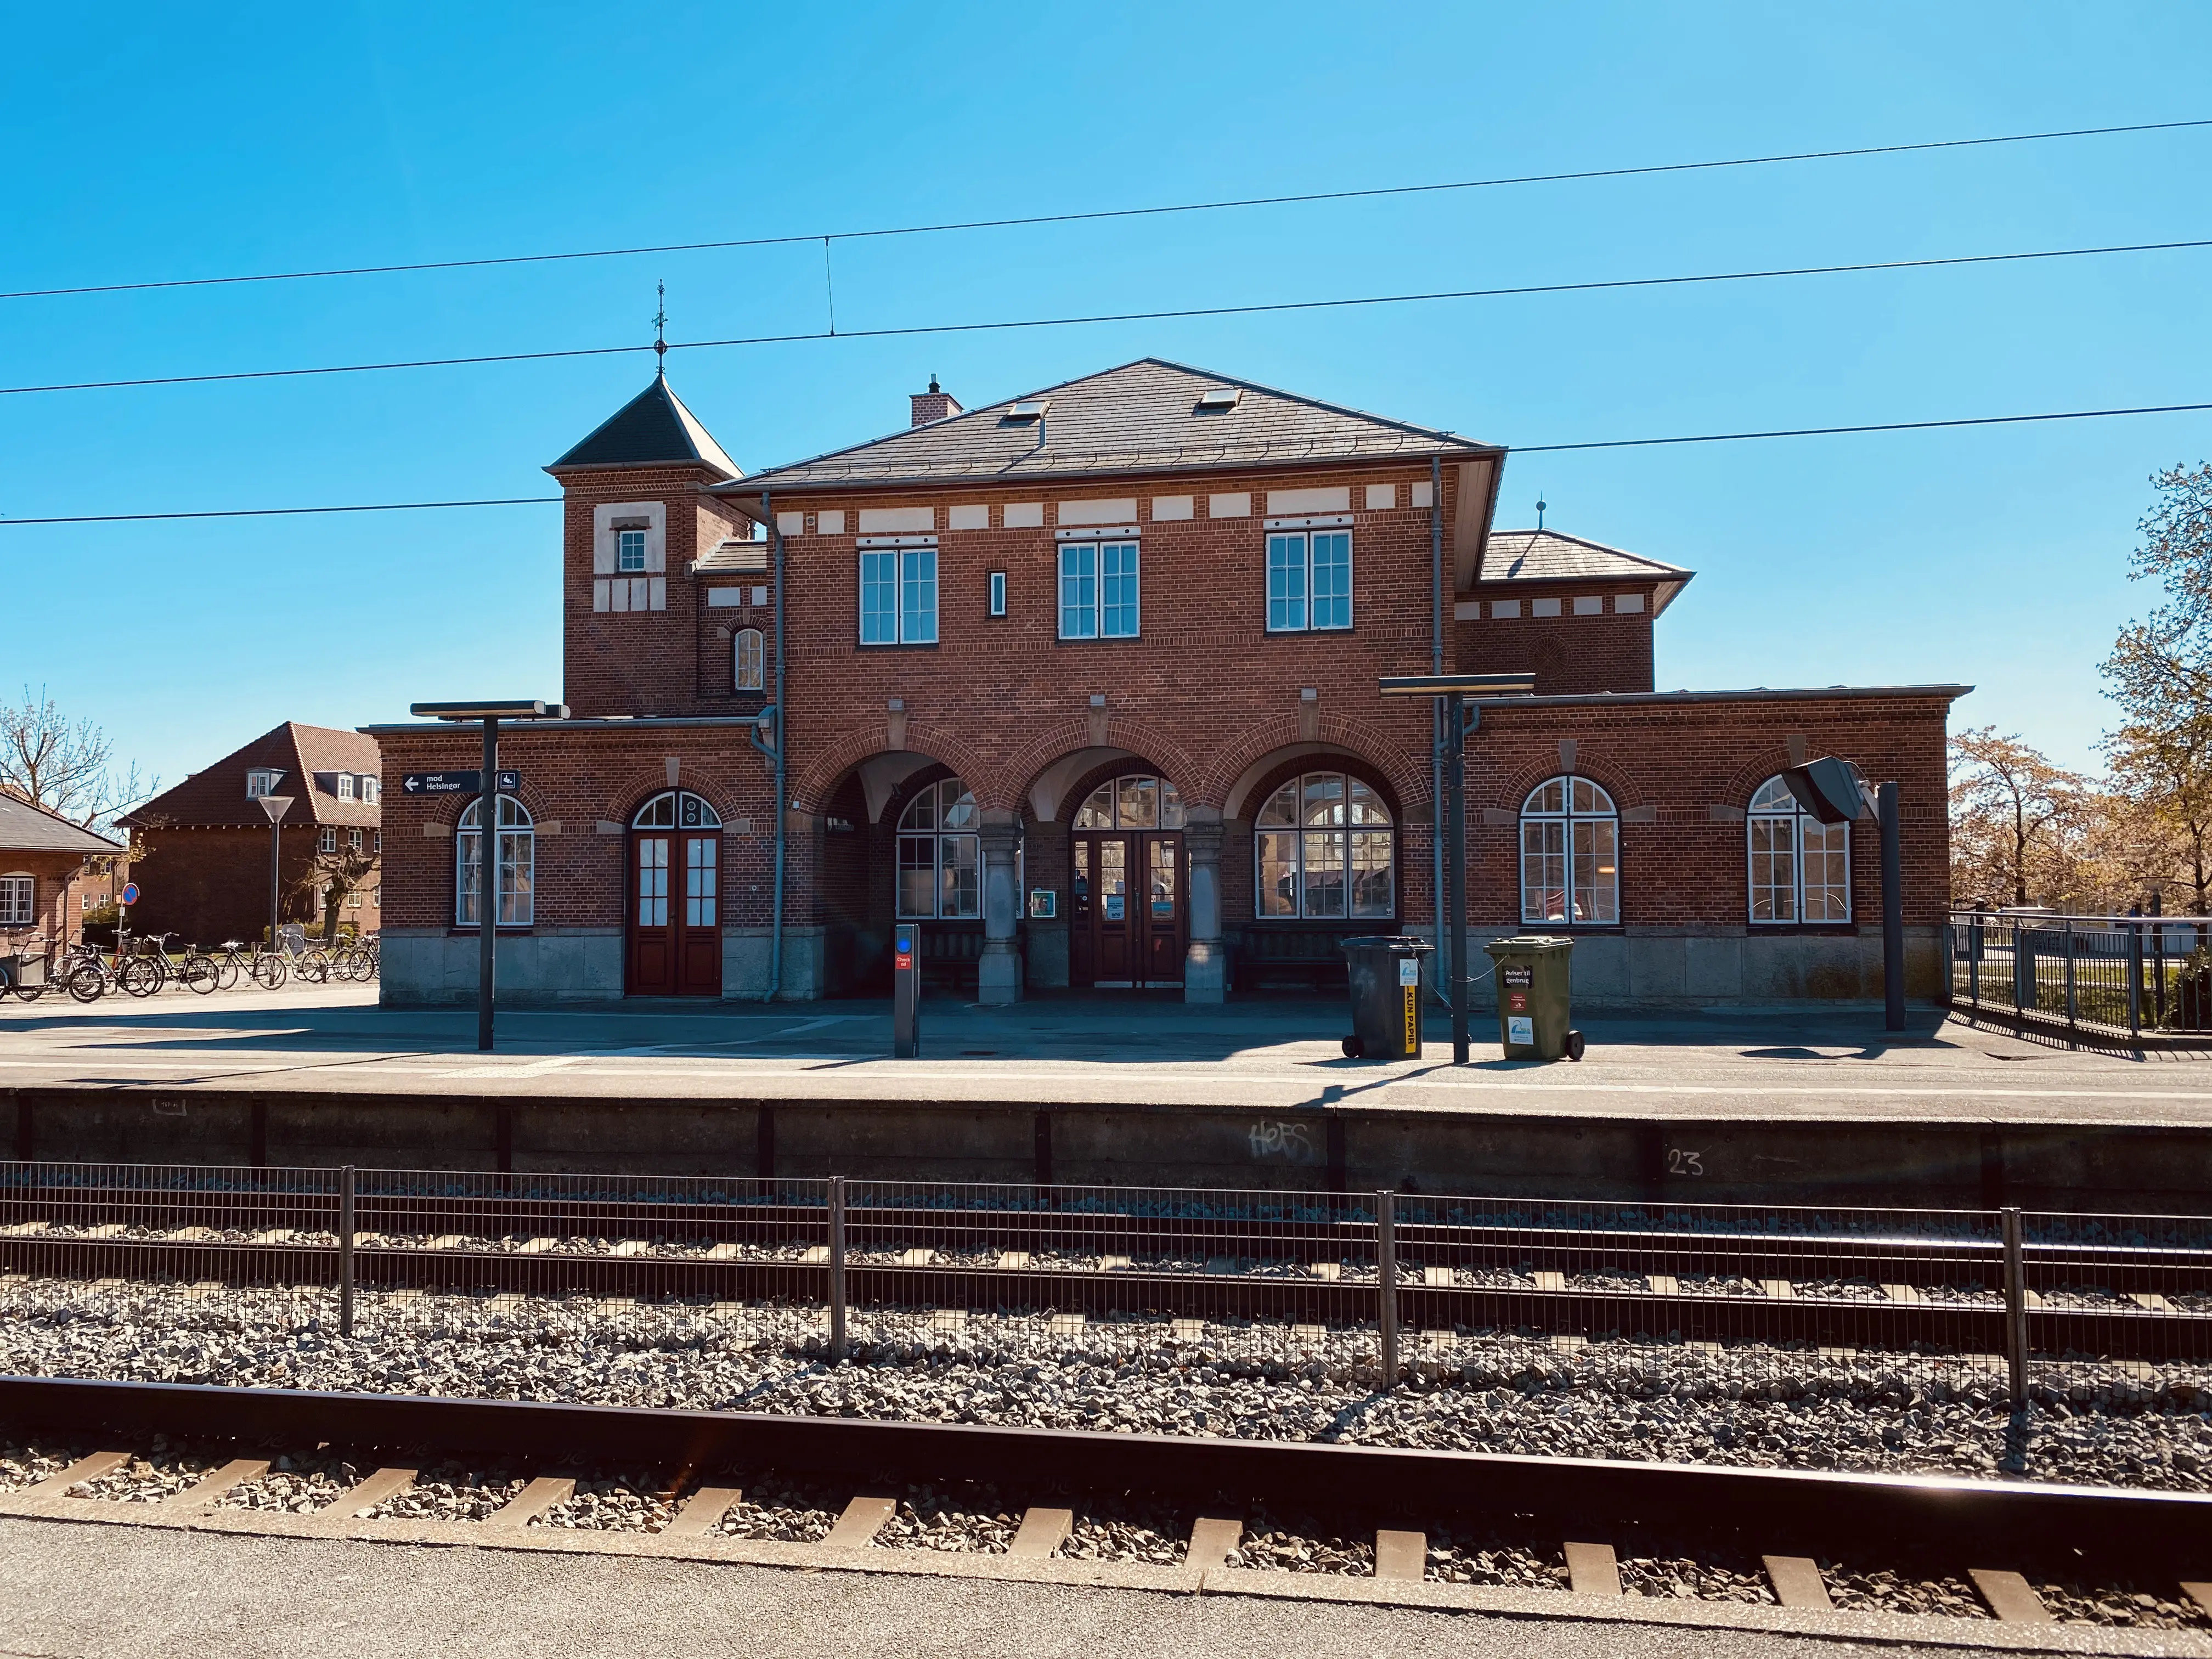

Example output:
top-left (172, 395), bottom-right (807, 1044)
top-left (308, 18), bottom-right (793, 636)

top-left (1483, 935), bottom-right (1584, 1061)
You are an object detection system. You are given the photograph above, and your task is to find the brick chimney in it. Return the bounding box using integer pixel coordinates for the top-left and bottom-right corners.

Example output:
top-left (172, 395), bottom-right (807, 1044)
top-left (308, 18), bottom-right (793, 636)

top-left (909, 375), bottom-right (962, 427)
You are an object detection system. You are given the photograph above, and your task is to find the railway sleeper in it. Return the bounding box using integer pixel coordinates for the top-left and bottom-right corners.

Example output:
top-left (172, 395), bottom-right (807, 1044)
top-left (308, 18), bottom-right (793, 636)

top-left (7, 1435), bottom-right (2210, 1633)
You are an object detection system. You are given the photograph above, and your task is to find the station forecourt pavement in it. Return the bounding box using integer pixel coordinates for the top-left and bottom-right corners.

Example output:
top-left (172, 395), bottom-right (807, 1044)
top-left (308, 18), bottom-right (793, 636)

top-left (2, 982), bottom-right (2209, 1127)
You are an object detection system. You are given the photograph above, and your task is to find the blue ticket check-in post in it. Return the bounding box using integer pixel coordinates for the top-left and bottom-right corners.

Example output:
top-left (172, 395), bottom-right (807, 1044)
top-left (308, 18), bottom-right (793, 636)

top-left (893, 925), bottom-right (921, 1058)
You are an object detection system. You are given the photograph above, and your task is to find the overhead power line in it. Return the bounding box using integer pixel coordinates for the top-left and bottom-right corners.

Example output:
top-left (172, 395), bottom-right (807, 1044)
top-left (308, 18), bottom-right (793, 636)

top-left (7, 234), bottom-right (2210, 400)
top-left (9, 397), bottom-right (2210, 526)
top-left (4, 116), bottom-right (2206, 304)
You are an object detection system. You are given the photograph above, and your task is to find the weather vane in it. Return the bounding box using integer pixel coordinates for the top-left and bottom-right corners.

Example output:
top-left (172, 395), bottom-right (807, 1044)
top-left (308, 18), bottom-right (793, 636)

top-left (1536, 496), bottom-right (1548, 531)
top-left (653, 281), bottom-right (668, 374)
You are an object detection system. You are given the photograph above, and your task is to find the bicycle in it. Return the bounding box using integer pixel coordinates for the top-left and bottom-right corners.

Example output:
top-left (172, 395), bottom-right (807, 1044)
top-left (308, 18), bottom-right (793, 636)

top-left (210, 939), bottom-right (287, 991)
top-left (134, 931), bottom-right (220, 996)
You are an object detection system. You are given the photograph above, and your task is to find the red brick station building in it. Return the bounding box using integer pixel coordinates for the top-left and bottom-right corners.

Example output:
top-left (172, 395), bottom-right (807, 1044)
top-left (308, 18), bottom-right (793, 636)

top-left (373, 358), bottom-right (1963, 1009)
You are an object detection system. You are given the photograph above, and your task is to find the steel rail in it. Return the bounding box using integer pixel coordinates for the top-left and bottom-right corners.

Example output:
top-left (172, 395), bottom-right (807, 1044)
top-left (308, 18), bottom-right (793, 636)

top-left (13, 1181), bottom-right (2212, 1281)
top-left (5, 1236), bottom-right (2207, 1362)
top-left (3, 1373), bottom-right (2207, 1582)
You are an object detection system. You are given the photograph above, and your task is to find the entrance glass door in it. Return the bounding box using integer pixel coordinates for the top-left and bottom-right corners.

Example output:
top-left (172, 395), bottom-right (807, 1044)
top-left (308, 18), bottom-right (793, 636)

top-left (627, 790), bottom-right (724, 996)
top-left (1071, 832), bottom-right (1184, 988)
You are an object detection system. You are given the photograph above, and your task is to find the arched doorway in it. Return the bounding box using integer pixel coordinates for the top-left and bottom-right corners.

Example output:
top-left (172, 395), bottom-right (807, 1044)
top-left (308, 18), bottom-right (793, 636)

top-left (628, 789), bottom-right (722, 996)
top-left (1070, 772), bottom-right (1184, 988)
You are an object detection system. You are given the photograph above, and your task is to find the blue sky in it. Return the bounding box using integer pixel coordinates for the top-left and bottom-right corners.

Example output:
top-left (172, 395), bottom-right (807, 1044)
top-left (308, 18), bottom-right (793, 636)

top-left (4, 1), bottom-right (2210, 795)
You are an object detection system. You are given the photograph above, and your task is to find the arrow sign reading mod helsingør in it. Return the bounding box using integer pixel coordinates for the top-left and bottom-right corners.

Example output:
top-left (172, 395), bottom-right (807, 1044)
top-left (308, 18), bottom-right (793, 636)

top-left (400, 770), bottom-right (520, 796)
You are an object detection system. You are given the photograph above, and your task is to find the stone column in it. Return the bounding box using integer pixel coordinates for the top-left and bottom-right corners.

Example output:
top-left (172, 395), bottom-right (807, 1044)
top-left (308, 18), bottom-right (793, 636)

top-left (977, 811), bottom-right (1024, 1005)
top-left (1183, 806), bottom-right (1226, 1003)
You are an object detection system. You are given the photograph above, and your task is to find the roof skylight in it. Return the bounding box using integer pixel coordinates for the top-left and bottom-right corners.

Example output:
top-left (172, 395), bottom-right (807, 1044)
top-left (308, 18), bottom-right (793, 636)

top-left (1002, 399), bottom-right (1051, 422)
top-left (1194, 386), bottom-right (1243, 412)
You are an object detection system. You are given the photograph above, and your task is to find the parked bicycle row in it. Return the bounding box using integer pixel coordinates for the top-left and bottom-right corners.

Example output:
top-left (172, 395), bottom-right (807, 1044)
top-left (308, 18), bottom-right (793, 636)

top-left (0, 926), bottom-right (377, 1002)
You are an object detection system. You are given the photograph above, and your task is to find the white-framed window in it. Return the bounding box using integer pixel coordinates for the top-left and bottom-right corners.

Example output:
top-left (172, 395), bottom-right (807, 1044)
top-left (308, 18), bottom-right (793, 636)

top-left (1254, 773), bottom-right (1393, 919)
top-left (363, 776), bottom-right (381, 805)
top-left (349, 828), bottom-right (363, 853)
top-left (734, 627), bottom-right (765, 691)
top-left (373, 830), bottom-right (382, 853)
top-left (371, 887), bottom-right (381, 906)
top-left (1073, 774), bottom-right (1186, 831)
top-left (318, 828), bottom-right (337, 854)
top-left (1265, 530), bottom-right (1353, 631)
top-left (1520, 776), bottom-right (1619, 924)
top-left (1748, 775), bottom-right (1851, 923)
top-left (1059, 540), bottom-right (1139, 639)
top-left (456, 794), bottom-right (534, 927)
top-left (346, 890), bottom-right (363, 909)
top-left (617, 528), bottom-right (648, 572)
top-left (337, 774), bottom-right (356, 802)
top-left (245, 769), bottom-right (281, 798)
top-left (896, 777), bottom-right (981, 919)
top-left (860, 547), bottom-right (938, 644)
top-left (0, 874), bottom-right (33, 927)
top-left (989, 571), bottom-right (1007, 618)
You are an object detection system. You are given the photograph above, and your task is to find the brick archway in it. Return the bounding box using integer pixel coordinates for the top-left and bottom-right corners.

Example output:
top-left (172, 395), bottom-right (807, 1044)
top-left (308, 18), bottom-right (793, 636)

top-left (1001, 715), bottom-right (1203, 818)
top-left (1197, 712), bottom-right (1430, 815)
top-left (789, 718), bottom-right (995, 815)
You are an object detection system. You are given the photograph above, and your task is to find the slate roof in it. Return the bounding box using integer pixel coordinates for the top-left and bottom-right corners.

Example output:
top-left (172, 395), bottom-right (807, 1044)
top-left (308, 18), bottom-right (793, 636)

top-left (0, 790), bottom-right (125, 856)
top-left (548, 374), bottom-right (741, 479)
top-left (714, 358), bottom-right (1499, 493)
top-left (122, 723), bottom-right (382, 831)
top-left (1479, 529), bottom-right (1694, 606)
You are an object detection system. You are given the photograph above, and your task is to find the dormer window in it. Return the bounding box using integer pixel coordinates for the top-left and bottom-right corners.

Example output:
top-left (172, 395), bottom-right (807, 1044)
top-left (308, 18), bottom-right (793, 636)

top-left (246, 769), bottom-right (281, 798)
top-left (363, 776), bottom-right (381, 806)
top-left (617, 528), bottom-right (648, 572)
top-left (337, 774), bottom-right (356, 802)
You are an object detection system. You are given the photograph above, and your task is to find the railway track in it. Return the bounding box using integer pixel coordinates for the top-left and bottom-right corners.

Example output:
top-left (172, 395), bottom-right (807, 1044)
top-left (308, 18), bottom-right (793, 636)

top-left (3, 1374), bottom-right (2210, 1648)
top-left (8, 1164), bottom-right (2211, 1367)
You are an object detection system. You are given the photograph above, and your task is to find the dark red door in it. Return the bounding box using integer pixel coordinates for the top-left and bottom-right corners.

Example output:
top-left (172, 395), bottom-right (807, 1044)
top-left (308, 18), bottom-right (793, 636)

top-left (629, 831), bottom-right (720, 996)
top-left (1071, 832), bottom-right (1182, 988)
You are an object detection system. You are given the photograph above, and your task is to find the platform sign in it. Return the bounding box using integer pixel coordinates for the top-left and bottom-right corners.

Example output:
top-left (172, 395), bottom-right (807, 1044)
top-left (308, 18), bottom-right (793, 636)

top-left (118, 883), bottom-right (139, 906)
top-left (893, 926), bottom-right (921, 1059)
top-left (402, 769), bottom-right (520, 797)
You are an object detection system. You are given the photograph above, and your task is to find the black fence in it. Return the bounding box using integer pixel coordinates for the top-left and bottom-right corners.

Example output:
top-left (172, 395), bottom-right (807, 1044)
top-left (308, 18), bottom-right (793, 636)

top-left (1945, 910), bottom-right (2212, 1039)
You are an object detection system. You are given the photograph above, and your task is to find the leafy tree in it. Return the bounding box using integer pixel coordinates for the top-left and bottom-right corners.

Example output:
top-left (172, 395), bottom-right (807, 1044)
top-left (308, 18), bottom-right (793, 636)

top-left (1948, 727), bottom-right (2093, 907)
top-left (2099, 463), bottom-right (2212, 913)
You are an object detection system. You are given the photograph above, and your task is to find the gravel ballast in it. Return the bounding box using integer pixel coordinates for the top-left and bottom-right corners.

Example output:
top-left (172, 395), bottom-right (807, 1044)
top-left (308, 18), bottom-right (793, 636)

top-left (3, 1278), bottom-right (2209, 1501)
top-left (221, 1454), bottom-right (356, 1514)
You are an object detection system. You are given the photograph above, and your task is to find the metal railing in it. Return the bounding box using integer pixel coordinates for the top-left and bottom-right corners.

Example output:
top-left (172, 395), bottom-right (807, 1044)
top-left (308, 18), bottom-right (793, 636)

top-left (5, 1159), bottom-right (2210, 1406)
top-left (1945, 909), bottom-right (2212, 1039)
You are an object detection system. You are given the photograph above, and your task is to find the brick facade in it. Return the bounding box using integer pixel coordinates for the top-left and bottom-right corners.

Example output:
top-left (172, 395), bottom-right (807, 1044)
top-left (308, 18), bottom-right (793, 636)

top-left (373, 363), bottom-right (1965, 1008)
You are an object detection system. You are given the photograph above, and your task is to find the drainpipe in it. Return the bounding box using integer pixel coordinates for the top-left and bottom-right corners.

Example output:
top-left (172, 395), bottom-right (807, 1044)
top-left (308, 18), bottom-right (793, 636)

top-left (1431, 454), bottom-right (1447, 1006)
top-left (765, 490), bottom-right (787, 1002)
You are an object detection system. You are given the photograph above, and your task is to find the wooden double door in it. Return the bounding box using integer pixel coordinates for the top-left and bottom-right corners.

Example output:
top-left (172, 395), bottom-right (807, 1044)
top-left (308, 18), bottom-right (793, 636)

top-left (1070, 831), bottom-right (1184, 988)
top-left (628, 830), bottom-right (721, 996)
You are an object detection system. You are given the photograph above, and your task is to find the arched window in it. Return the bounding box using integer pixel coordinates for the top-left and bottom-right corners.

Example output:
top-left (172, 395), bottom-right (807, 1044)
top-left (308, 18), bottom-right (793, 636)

top-left (898, 777), bottom-right (981, 919)
top-left (455, 794), bottom-right (534, 927)
top-left (630, 790), bottom-right (723, 831)
top-left (733, 628), bottom-right (765, 692)
top-left (1748, 776), bottom-right (1850, 923)
top-left (1255, 772), bottom-right (1394, 919)
top-left (1073, 774), bottom-right (1186, 830)
top-left (1520, 776), bottom-right (1618, 924)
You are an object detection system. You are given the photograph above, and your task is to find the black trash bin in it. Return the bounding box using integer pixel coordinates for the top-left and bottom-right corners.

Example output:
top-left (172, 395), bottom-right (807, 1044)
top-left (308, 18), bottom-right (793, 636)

top-left (1338, 936), bottom-right (1434, 1059)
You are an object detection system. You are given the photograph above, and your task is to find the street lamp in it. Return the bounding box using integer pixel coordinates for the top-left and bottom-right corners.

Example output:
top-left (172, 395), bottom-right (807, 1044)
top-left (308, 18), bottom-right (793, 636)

top-left (1781, 755), bottom-right (1906, 1033)
top-left (1378, 672), bottom-right (1537, 1063)
top-left (410, 698), bottom-right (569, 1052)
top-left (256, 793), bottom-right (294, 960)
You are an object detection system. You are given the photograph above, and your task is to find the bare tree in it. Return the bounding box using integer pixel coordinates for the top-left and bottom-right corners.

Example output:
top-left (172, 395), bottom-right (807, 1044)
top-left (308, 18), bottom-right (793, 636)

top-left (0, 688), bottom-right (153, 830)
top-left (1949, 727), bottom-right (2094, 908)
top-left (291, 838), bottom-right (379, 943)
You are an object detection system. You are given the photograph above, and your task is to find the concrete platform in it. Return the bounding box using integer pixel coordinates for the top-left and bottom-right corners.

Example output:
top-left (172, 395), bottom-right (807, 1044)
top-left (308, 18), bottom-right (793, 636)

top-left (4, 984), bottom-right (2208, 1119)
top-left (5, 988), bottom-right (2212, 1210)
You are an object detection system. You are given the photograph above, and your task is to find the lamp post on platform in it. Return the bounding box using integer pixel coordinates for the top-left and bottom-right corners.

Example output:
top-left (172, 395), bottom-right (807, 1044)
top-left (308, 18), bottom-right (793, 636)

top-left (256, 793), bottom-right (294, 958)
top-left (411, 699), bottom-right (568, 1052)
top-left (1378, 672), bottom-right (1537, 1064)
top-left (1782, 755), bottom-right (1906, 1032)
